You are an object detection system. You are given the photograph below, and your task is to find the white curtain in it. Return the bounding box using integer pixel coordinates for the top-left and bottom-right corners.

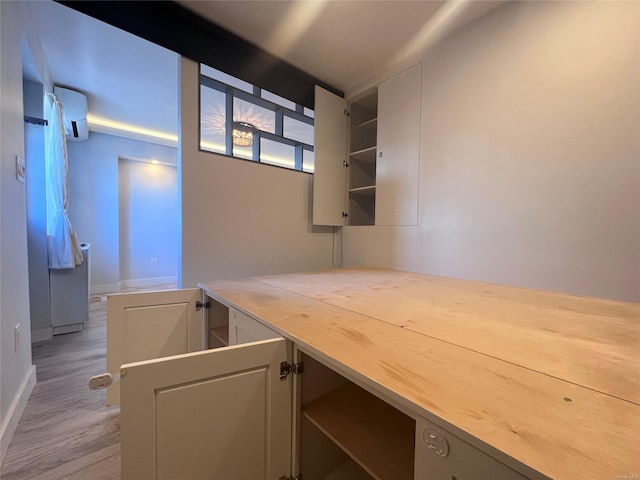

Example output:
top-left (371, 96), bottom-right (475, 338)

top-left (45, 94), bottom-right (83, 269)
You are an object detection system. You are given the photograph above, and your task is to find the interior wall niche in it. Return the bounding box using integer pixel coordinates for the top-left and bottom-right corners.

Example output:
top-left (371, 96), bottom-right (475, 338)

top-left (118, 156), bottom-right (178, 288)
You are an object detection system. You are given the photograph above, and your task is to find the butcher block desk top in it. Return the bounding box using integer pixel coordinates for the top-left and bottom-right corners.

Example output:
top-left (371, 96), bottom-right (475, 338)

top-left (200, 267), bottom-right (640, 480)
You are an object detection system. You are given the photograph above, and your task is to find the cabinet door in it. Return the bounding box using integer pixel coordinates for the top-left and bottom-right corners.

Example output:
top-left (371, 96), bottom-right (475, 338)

top-left (313, 86), bottom-right (348, 226)
top-left (106, 288), bottom-right (203, 406)
top-left (229, 307), bottom-right (281, 345)
top-left (376, 63), bottom-right (422, 226)
top-left (120, 338), bottom-right (292, 480)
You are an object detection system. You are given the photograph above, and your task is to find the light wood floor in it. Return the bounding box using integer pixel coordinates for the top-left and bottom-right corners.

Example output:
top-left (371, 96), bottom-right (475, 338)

top-left (0, 284), bottom-right (176, 480)
top-left (1, 285), bottom-right (176, 480)
top-left (1, 297), bottom-right (120, 480)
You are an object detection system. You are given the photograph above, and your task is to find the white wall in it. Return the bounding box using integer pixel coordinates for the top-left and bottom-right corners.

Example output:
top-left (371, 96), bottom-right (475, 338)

top-left (67, 132), bottom-right (177, 293)
top-left (343, 1), bottom-right (640, 302)
top-left (180, 58), bottom-right (334, 287)
top-left (0, 1), bottom-right (50, 460)
top-left (118, 159), bottom-right (178, 287)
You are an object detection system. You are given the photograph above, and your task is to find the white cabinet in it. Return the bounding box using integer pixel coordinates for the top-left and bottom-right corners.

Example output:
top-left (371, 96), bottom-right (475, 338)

top-left (108, 288), bottom-right (534, 480)
top-left (415, 418), bottom-right (530, 480)
top-left (120, 337), bottom-right (291, 480)
top-left (229, 307), bottom-right (281, 344)
top-left (348, 91), bottom-right (378, 226)
top-left (376, 65), bottom-right (422, 226)
top-left (313, 86), bottom-right (348, 227)
top-left (312, 64), bottom-right (422, 227)
top-left (106, 288), bottom-right (204, 406)
top-left (293, 351), bottom-right (415, 480)
top-left (108, 290), bottom-right (416, 480)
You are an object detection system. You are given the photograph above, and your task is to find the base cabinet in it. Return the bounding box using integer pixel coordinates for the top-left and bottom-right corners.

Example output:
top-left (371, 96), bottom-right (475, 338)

top-left (414, 417), bottom-right (530, 480)
top-left (120, 337), bottom-right (291, 480)
top-left (105, 288), bottom-right (204, 406)
top-left (294, 351), bottom-right (415, 480)
top-left (110, 290), bottom-right (535, 480)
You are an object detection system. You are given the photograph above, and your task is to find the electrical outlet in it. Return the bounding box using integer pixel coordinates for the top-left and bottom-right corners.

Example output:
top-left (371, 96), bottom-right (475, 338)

top-left (14, 323), bottom-right (21, 353)
top-left (151, 257), bottom-right (157, 266)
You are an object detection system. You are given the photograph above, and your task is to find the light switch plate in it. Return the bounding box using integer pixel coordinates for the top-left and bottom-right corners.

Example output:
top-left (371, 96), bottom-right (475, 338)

top-left (16, 155), bottom-right (25, 183)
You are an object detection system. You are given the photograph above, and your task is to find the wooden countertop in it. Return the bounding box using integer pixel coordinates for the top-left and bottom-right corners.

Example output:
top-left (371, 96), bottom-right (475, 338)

top-left (200, 267), bottom-right (640, 480)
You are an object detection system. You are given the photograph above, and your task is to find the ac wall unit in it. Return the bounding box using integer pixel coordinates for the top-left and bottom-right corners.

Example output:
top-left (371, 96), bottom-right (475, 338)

top-left (53, 86), bottom-right (89, 142)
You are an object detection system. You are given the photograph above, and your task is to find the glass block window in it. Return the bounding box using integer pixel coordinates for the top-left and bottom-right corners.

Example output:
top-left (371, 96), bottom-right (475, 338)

top-left (199, 64), bottom-right (315, 173)
top-left (200, 86), bottom-right (226, 155)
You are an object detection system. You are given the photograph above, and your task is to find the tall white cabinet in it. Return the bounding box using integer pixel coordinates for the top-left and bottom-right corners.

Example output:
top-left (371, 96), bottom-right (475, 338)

top-left (376, 65), bottom-right (422, 226)
top-left (312, 63), bottom-right (422, 227)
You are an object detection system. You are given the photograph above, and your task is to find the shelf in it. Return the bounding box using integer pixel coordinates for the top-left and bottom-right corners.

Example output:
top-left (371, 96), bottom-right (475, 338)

top-left (347, 87), bottom-right (377, 227)
top-left (303, 383), bottom-right (414, 480)
top-left (209, 326), bottom-right (229, 346)
top-left (349, 185), bottom-right (376, 196)
top-left (352, 117), bottom-right (377, 136)
top-left (349, 146), bottom-right (376, 164)
top-left (322, 460), bottom-right (372, 480)
top-left (350, 92), bottom-right (377, 126)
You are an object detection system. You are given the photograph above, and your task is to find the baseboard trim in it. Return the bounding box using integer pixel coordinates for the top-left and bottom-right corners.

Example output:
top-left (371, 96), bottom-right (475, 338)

top-left (90, 282), bottom-right (122, 295)
top-left (120, 276), bottom-right (177, 289)
top-left (1, 365), bottom-right (37, 463)
top-left (31, 327), bottom-right (53, 343)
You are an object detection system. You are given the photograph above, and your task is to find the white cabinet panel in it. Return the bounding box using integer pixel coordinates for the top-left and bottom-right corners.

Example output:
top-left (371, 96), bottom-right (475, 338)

top-left (313, 86), bottom-right (348, 226)
top-left (155, 370), bottom-right (266, 480)
top-left (415, 417), bottom-right (530, 480)
top-left (376, 64), bottom-right (422, 226)
top-left (229, 307), bottom-right (280, 345)
top-left (120, 337), bottom-right (292, 480)
top-left (106, 288), bottom-right (203, 406)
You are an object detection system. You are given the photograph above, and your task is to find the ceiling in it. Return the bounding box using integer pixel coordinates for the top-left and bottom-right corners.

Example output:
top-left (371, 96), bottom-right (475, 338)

top-left (179, 1), bottom-right (501, 93)
top-left (25, 0), bottom-right (502, 146)
top-left (26, 1), bottom-right (180, 145)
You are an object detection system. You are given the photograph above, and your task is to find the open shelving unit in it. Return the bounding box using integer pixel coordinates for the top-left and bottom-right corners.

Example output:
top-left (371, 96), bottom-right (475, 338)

top-left (350, 146), bottom-right (376, 164)
top-left (206, 300), bottom-right (230, 348)
top-left (209, 325), bottom-right (229, 346)
top-left (322, 461), bottom-right (372, 480)
top-left (348, 90), bottom-right (378, 226)
top-left (303, 383), bottom-right (414, 480)
top-left (298, 353), bottom-right (415, 480)
top-left (349, 186), bottom-right (376, 196)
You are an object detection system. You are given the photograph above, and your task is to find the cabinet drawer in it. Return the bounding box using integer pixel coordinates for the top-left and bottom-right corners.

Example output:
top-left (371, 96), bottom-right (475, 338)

top-left (415, 418), bottom-right (530, 480)
top-left (229, 308), bottom-right (280, 345)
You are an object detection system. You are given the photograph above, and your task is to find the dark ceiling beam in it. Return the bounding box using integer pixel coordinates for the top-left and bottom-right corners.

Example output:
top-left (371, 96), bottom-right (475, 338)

top-left (55, 1), bottom-right (343, 109)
